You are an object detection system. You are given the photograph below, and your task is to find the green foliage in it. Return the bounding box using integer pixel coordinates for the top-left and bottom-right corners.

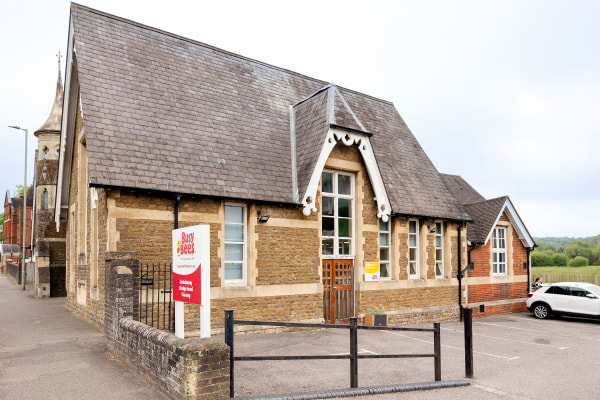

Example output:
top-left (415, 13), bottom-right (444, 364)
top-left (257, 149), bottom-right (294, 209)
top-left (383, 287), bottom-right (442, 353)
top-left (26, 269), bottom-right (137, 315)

top-left (13, 184), bottom-right (31, 197)
top-left (533, 242), bottom-right (556, 256)
top-left (552, 253), bottom-right (568, 266)
top-left (593, 243), bottom-right (600, 266)
top-left (567, 256), bottom-right (589, 267)
top-left (534, 235), bottom-right (600, 250)
top-left (532, 252), bottom-right (554, 266)
top-left (564, 241), bottom-right (594, 261)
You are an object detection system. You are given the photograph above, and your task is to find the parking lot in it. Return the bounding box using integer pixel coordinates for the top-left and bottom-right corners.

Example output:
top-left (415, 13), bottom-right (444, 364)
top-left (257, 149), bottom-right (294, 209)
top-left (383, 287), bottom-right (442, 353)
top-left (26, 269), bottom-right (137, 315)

top-left (232, 312), bottom-right (600, 399)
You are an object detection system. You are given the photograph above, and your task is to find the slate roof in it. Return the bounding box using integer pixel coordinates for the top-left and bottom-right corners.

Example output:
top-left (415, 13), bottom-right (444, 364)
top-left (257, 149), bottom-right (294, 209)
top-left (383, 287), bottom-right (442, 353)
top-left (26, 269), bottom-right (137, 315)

top-left (11, 187), bottom-right (34, 208)
top-left (68, 4), bottom-right (469, 221)
top-left (440, 174), bottom-right (485, 205)
top-left (442, 174), bottom-right (534, 247)
top-left (463, 197), bottom-right (508, 244)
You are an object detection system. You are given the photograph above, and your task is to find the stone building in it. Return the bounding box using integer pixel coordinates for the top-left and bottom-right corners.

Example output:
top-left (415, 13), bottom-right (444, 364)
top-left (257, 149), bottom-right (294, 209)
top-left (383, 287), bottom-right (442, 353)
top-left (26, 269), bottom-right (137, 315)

top-left (54, 4), bottom-right (535, 330)
top-left (31, 60), bottom-right (67, 297)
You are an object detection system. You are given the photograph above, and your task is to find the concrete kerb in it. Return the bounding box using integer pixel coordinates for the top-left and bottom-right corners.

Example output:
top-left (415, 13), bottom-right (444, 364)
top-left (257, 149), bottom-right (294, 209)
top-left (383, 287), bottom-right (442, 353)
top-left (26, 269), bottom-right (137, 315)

top-left (234, 380), bottom-right (470, 399)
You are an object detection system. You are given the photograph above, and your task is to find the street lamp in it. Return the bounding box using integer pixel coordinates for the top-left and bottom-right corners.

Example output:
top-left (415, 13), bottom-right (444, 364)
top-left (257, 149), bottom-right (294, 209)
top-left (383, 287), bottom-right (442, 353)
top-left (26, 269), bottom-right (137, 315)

top-left (8, 125), bottom-right (28, 290)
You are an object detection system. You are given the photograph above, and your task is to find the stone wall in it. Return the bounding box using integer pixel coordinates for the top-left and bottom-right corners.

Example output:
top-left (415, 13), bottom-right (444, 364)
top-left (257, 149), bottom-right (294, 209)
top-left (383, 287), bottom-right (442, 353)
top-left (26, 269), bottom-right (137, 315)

top-left (104, 252), bottom-right (230, 400)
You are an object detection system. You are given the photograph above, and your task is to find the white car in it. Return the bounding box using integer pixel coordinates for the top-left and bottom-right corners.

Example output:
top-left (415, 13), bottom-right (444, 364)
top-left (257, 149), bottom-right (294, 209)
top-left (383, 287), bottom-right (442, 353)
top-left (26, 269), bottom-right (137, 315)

top-left (526, 282), bottom-right (600, 319)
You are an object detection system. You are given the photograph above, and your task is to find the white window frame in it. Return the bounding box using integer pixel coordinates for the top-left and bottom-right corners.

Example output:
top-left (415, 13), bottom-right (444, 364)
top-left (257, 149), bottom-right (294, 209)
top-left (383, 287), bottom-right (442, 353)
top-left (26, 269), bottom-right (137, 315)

top-left (492, 226), bottom-right (507, 276)
top-left (435, 221), bottom-right (444, 278)
top-left (409, 219), bottom-right (419, 279)
top-left (224, 203), bottom-right (247, 285)
top-left (379, 219), bottom-right (391, 280)
top-left (321, 170), bottom-right (354, 258)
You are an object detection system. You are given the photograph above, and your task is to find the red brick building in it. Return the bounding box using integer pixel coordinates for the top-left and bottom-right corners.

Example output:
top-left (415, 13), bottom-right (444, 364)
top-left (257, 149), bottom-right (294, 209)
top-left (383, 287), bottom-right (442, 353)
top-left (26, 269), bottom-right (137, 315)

top-left (442, 175), bottom-right (535, 316)
top-left (2, 188), bottom-right (33, 259)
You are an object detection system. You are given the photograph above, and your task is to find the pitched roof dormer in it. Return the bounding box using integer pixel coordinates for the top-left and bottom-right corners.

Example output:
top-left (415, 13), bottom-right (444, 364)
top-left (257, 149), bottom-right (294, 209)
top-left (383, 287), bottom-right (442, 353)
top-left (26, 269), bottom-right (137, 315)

top-left (441, 174), bottom-right (535, 248)
top-left (463, 196), bottom-right (535, 248)
top-left (292, 84), bottom-right (391, 221)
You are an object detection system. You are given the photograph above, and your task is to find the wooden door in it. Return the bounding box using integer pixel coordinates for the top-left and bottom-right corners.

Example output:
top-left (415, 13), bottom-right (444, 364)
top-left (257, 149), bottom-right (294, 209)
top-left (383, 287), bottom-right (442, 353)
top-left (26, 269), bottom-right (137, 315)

top-left (323, 259), bottom-right (354, 324)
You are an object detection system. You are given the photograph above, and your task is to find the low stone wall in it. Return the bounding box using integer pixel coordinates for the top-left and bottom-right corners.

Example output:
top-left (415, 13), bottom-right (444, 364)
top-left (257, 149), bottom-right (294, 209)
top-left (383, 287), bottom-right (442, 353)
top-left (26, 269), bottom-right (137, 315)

top-left (113, 319), bottom-right (230, 399)
top-left (386, 304), bottom-right (461, 326)
top-left (6, 262), bottom-right (20, 283)
top-left (104, 252), bottom-right (230, 400)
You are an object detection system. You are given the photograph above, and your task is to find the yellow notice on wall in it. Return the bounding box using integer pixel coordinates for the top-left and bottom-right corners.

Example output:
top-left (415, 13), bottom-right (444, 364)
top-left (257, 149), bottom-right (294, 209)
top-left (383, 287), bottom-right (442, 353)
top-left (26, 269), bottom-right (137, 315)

top-left (365, 262), bottom-right (380, 282)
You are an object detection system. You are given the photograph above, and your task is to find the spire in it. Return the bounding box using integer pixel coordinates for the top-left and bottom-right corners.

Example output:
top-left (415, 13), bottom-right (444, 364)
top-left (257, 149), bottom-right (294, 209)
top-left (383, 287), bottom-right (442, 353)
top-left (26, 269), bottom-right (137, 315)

top-left (35, 51), bottom-right (64, 136)
top-left (57, 49), bottom-right (63, 86)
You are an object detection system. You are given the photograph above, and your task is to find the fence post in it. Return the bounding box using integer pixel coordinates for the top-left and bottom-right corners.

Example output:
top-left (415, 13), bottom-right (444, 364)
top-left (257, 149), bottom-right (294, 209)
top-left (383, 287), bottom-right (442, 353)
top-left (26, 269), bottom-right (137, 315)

top-left (225, 310), bottom-right (234, 398)
top-left (434, 322), bottom-right (441, 381)
top-left (464, 307), bottom-right (473, 378)
top-left (350, 317), bottom-right (358, 388)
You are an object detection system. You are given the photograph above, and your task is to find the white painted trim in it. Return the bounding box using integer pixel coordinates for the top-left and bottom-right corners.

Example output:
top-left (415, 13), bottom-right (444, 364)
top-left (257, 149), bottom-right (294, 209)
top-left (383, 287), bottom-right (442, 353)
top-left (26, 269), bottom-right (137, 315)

top-left (301, 128), bottom-right (391, 222)
top-left (482, 198), bottom-right (535, 248)
top-left (289, 105), bottom-right (299, 203)
top-left (321, 169), bottom-right (355, 258)
top-left (55, 19), bottom-right (75, 230)
top-left (409, 219), bottom-right (420, 279)
top-left (223, 203), bottom-right (247, 286)
top-left (435, 221), bottom-right (444, 278)
top-left (332, 86), bottom-right (367, 132)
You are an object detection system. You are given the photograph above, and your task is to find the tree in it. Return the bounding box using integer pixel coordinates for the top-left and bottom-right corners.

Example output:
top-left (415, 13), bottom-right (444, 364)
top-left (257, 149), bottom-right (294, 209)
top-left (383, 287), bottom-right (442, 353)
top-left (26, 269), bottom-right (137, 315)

top-left (531, 253), bottom-right (554, 267)
top-left (567, 256), bottom-right (589, 267)
top-left (0, 212), bottom-right (3, 242)
top-left (592, 242), bottom-right (600, 265)
top-left (14, 184), bottom-right (31, 197)
top-left (552, 253), bottom-right (568, 266)
top-left (534, 243), bottom-right (556, 256)
top-left (564, 241), bottom-right (594, 261)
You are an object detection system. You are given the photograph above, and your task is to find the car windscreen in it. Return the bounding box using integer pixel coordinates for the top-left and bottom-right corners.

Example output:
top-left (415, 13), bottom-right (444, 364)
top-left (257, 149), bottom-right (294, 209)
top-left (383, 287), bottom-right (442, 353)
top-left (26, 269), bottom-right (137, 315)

top-left (587, 285), bottom-right (600, 297)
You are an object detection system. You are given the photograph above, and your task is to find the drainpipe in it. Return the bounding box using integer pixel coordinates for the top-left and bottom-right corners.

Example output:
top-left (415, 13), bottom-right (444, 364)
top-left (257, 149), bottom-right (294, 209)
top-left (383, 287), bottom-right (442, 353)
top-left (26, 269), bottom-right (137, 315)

top-left (174, 195), bottom-right (181, 229)
top-left (457, 223), bottom-right (464, 320)
top-left (526, 248), bottom-right (531, 295)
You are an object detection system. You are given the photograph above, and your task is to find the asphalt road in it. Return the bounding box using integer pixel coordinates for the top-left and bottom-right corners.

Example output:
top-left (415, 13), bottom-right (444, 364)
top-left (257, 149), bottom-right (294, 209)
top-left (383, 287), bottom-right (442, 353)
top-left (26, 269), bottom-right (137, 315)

top-left (232, 312), bottom-right (600, 399)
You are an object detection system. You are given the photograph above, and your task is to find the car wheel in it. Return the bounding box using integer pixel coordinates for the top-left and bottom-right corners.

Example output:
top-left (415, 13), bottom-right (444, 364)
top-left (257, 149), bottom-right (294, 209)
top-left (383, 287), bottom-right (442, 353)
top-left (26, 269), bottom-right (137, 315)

top-left (533, 303), bottom-right (550, 319)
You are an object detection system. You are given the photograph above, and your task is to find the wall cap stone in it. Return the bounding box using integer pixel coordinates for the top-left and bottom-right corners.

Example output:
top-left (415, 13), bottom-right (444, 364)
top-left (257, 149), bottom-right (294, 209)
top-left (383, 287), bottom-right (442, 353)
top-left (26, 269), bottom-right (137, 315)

top-left (119, 319), bottom-right (229, 356)
top-left (105, 251), bottom-right (137, 262)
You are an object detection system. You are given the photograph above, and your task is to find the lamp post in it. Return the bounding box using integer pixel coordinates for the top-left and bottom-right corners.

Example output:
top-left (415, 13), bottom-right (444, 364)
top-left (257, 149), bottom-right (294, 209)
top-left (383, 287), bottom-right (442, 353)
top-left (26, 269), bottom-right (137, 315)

top-left (8, 125), bottom-right (28, 290)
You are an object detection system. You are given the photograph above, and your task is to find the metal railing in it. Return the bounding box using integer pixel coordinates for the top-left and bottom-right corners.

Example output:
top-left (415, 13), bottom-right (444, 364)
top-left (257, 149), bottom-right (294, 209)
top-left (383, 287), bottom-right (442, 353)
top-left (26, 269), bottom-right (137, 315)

top-left (224, 310), bottom-right (441, 398)
top-left (138, 262), bottom-right (173, 331)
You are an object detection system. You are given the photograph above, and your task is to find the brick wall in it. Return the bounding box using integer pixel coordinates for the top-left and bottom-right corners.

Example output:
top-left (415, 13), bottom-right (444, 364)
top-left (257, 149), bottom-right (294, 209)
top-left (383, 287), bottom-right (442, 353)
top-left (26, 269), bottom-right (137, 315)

top-left (470, 301), bottom-right (527, 318)
top-left (468, 282), bottom-right (528, 303)
top-left (104, 252), bottom-right (230, 400)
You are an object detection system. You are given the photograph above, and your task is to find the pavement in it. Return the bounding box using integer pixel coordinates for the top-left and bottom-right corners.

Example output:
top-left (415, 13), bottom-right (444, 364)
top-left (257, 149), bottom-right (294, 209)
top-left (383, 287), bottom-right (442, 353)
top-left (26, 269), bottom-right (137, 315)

top-left (0, 274), bottom-right (168, 400)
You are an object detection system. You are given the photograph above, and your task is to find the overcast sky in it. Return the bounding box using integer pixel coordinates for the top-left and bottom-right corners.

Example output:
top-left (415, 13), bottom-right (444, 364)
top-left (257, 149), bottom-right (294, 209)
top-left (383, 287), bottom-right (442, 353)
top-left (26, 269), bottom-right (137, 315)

top-left (2, 0), bottom-right (599, 238)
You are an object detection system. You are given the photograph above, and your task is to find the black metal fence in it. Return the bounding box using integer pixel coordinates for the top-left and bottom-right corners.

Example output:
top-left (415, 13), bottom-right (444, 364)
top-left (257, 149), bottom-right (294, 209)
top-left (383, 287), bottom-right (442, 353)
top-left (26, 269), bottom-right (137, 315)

top-left (138, 262), bottom-right (173, 331)
top-left (224, 310), bottom-right (441, 398)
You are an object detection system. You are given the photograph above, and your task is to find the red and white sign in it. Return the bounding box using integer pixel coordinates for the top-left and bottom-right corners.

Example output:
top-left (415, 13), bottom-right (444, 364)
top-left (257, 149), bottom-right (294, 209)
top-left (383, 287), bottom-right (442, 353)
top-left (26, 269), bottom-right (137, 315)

top-left (172, 225), bottom-right (209, 305)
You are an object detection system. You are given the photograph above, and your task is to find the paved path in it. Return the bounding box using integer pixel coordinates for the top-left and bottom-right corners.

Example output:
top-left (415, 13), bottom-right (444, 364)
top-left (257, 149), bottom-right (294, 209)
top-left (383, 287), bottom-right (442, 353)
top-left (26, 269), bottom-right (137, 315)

top-left (0, 274), bottom-right (167, 400)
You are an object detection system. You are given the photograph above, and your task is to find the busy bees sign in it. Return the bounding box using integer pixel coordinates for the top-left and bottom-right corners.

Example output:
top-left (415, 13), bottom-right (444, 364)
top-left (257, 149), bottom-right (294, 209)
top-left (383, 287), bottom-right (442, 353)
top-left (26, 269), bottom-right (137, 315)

top-left (172, 225), bottom-right (209, 305)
